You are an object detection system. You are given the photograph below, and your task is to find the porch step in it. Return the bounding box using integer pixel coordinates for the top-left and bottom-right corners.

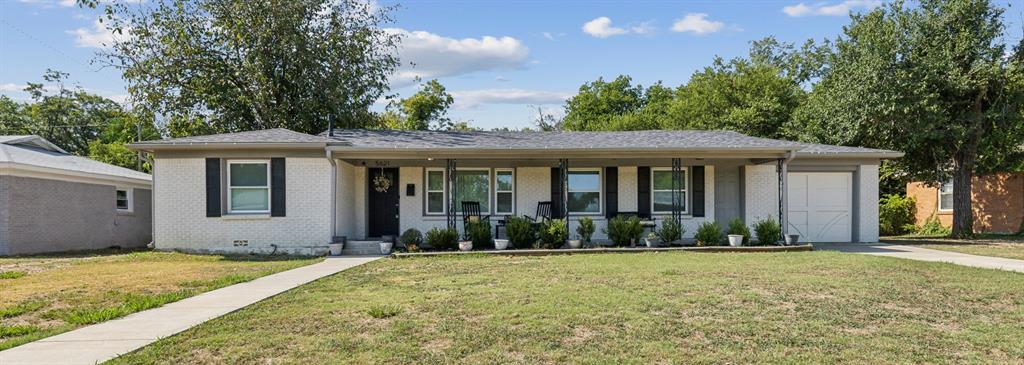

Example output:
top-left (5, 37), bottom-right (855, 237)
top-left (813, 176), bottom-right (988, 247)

top-left (340, 240), bottom-right (387, 256)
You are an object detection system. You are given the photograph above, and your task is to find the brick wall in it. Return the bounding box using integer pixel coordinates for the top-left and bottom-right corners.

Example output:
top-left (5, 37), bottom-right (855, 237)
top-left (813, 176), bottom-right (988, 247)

top-left (908, 172), bottom-right (1024, 233)
top-left (154, 157), bottom-right (332, 255)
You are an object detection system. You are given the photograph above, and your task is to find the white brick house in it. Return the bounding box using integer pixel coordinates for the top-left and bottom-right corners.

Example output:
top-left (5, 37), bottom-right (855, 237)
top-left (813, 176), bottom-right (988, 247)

top-left (130, 128), bottom-right (902, 255)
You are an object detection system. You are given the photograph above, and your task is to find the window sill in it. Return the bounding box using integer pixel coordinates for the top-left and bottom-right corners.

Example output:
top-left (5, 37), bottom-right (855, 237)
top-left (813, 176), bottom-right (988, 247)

top-left (221, 214), bottom-right (272, 220)
top-left (937, 210), bottom-right (953, 215)
top-left (116, 210), bottom-right (134, 216)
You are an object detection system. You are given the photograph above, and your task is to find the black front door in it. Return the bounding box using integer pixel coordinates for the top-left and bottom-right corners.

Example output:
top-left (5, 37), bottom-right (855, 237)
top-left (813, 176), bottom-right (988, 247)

top-left (368, 167), bottom-right (400, 238)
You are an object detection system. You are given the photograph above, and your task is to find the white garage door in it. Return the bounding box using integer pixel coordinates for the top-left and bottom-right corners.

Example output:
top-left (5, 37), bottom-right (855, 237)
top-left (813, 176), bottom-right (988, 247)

top-left (787, 172), bottom-right (852, 242)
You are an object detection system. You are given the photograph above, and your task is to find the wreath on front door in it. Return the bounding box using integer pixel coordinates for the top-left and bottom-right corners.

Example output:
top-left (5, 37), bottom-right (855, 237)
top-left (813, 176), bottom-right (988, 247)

top-left (373, 169), bottom-right (392, 193)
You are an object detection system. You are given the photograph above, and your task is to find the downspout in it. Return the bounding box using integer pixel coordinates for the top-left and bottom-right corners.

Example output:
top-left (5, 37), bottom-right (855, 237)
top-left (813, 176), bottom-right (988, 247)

top-left (779, 149), bottom-right (797, 240)
top-left (326, 148), bottom-right (337, 246)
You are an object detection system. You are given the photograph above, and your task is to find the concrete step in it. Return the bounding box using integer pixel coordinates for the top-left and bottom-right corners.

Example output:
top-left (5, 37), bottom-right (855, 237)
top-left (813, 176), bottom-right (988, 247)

top-left (340, 240), bottom-right (387, 256)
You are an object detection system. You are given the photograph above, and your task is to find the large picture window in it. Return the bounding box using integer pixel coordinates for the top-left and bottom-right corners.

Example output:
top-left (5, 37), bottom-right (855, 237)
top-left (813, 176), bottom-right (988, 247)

top-left (495, 169), bottom-right (514, 214)
top-left (426, 169), bottom-right (446, 214)
top-left (454, 170), bottom-right (490, 213)
top-left (652, 168), bottom-right (687, 213)
top-left (228, 160), bottom-right (270, 213)
top-left (939, 179), bottom-right (953, 211)
top-left (567, 169), bottom-right (601, 214)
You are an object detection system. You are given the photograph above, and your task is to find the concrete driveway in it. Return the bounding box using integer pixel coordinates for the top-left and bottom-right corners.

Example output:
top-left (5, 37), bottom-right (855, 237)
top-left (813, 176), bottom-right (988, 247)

top-left (816, 242), bottom-right (1024, 273)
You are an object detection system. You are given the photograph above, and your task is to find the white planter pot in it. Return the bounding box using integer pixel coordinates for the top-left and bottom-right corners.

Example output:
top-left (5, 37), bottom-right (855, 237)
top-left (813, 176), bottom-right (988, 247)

top-left (728, 234), bottom-right (744, 247)
top-left (644, 237), bottom-right (660, 248)
top-left (459, 241), bottom-right (473, 251)
top-left (379, 241), bottom-right (393, 255)
top-left (329, 243), bottom-right (343, 256)
top-left (568, 240), bottom-right (582, 249)
top-left (494, 239), bottom-right (509, 250)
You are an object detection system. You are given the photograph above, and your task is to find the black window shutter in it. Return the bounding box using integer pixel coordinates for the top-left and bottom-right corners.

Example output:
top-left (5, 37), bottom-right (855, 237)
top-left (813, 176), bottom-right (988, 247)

top-left (605, 167), bottom-right (618, 218)
top-left (692, 166), bottom-right (705, 217)
top-left (271, 158), bottom-right (286, 217)
top-left (550, 167), bottom-right (563, 218)
top-left (205, 158), bottom-right (221, 217)
top-left (638, 166), bottom-right (650, 217)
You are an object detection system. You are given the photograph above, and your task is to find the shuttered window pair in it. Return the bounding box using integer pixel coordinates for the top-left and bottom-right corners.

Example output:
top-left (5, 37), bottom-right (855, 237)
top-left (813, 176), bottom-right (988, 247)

top-left (206, 158), bottom-right (286, 217)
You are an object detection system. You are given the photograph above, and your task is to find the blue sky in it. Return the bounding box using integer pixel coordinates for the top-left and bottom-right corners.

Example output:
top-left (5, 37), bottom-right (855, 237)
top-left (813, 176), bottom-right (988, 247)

top-left (2, 0), bottom-right (1021, 130)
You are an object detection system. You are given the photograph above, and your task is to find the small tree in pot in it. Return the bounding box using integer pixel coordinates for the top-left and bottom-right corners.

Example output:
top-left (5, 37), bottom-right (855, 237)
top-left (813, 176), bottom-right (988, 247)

top-left (576, 217), bottom-right (595, 248)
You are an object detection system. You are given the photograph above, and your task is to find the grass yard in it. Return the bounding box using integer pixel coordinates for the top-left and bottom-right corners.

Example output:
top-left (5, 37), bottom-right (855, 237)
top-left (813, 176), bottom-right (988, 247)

top-left (884, 235), bottom-right (1024, 260)
top-left (0, 250), bottom-right (320, 351)
top-left (110, 251), bottom-right (1024, 364)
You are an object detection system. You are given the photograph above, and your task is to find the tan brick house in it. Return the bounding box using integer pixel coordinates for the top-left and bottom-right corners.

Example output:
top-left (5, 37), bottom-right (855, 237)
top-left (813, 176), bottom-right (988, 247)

top-left (907, 172), bottom-right (1024, 233)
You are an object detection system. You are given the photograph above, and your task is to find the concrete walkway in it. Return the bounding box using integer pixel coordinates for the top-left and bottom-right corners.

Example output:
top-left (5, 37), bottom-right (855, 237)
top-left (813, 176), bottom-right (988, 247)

top-left (0, 256), bottom-right (381, 365)
top-left (816, 242), bottom-right (1024, 273)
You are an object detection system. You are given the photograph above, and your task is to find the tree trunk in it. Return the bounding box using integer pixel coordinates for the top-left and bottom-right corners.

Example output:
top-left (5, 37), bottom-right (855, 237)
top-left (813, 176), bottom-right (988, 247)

top-left (951, 152), bottom-right (975, 238)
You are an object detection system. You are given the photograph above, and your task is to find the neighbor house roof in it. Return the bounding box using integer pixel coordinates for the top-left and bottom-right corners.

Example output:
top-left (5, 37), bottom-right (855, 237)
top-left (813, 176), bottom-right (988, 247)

top-left (1, 135), bottom-right (151, 184)
top-left (129, 128), bottom-right (903, 158)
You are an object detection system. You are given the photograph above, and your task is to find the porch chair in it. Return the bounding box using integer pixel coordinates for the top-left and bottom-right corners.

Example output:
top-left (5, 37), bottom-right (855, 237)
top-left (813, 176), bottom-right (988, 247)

top-left (461, 201), bottom-right (491, 235)
top-left (526, 201), bottom-right (553, 229)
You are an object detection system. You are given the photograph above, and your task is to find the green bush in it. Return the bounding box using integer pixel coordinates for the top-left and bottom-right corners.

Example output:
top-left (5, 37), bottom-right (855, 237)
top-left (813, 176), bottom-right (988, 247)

top-left (656, 219), bottom-right (684, 243)
top-left (425, 227), bottom-right (459, 250)
top-left (399, 228), bottom-right (423, 247)
top-left (753, 217), bottom-right (781, 245)
top-left (726, 218), bottom-right (751, 245)
top-left (879, 194), bottom-right (917, 235)
top-left (628, 216), bottom-right (644, 244)
top-left (576, 217), bottom-right (595, 244)
top-left (694, 221), bottom-right (724, 246)
top-left (538, 219), bottom-right (568, 249)
top-left (466, 221), bottom-right (493, 249)
top-left (916, 215), bottom-right (951, 236)
top-left (506, 216), bottom-right (536, 249)
top-left (605, 215), bottom-right (633, 246)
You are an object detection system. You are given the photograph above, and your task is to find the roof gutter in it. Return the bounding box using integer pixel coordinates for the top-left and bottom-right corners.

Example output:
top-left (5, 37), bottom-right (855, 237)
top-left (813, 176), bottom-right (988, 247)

top-left (127, 142), bottom-right (328, 152)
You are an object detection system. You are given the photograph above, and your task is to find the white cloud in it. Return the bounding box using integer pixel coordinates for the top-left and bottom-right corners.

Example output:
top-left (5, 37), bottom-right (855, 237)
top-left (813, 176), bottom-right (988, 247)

top-left (783, 0), bottom-right (881, 17)
top-left (631, 21), bottom-right (656, 35)
top-left (450, 89), bottom-right (571, 108)
top-left (542, 32), bottom-right (556, 41)
top-left (386, 28), bottom-right (529, 87)
top-left (0, 83), bottom-right (27, 92)
top-left (582, 17), bottom-right (628, 38)
top-left (67, 18), bottom-right (130, 49)
top-left (671, 13), bottom-right (724, 35)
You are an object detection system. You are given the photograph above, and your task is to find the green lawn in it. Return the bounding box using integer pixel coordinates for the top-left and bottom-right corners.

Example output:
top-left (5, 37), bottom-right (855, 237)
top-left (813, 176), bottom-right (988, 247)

top-left (0, 250), bottom-right (320, 351)
top-left (883, 235), bottom-right (1024, 260)
top-left (110, 252), bottom-right (1024, 364)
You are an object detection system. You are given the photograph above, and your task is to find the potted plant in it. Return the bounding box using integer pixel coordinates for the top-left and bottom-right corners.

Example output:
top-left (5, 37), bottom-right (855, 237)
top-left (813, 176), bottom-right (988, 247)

top-left (567, 234), bottom-right (583, 249)
top-left (643, 232), bottom-right (660, 247)
top-left (538, 218), bottom-right (568, 249)
top-left (494, 238), bottom-right (510, 250)
top-left (467, 221), bottom-right (493, 250)
top-left (753, 217), bottom-right (782, 245)
top-left (577, 217), bottom-right (595, 247)
top-left (656, 219), bottom-right (684, 246)
top-left (379, 235), bottom-right (394, 255)
top-left (785, 234), bottom-right (800, 246)
top-left (726, 218), bottom-right (751, 247)
top-left (458, 231), bottom-right (473, 251)
top-left (628, 216), bottom-right (644, 247)
top-left (329, 236), bottom-right (345, 256)
top-left (399, 229), bottom-right (423, 252)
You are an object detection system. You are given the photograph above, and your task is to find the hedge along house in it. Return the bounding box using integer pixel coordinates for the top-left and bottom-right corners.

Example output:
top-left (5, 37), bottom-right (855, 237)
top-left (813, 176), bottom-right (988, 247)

top-left (129, 128), bottom-right (903, 255)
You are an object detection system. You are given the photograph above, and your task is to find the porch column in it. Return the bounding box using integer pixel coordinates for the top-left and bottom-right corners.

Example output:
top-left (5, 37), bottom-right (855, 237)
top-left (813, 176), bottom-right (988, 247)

top-left (671, 157), bottom-right (682, 226)
top-left (446, 159), bottom-right (457, 230)
top-left (558, 158), bottom-right (569, 219)
top-left (776, 158), bottom-right (788, 242)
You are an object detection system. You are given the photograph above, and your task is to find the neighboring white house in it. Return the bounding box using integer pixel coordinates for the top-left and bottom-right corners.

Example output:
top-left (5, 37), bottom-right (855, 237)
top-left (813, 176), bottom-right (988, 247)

top-left (0, 135), bottom-right (152, 256)
top-left (128, 128), bottom-right (902, 255)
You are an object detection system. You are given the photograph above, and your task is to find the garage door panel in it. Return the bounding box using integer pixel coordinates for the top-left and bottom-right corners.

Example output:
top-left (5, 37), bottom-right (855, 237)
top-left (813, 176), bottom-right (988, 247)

top-left (787, 172), bottom-right (852, 242)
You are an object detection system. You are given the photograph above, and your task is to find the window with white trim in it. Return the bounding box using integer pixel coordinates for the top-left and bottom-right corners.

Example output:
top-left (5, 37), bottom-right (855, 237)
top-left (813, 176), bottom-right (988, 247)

top-left (652, 168), bottom-right (687, 213)
top-left (227, 160), bottom-right (271, 213)
top-left (454, 169), bottom-right (490, 213)
top-left (495, 169), bottom-right (514, 214)
top-left (116, 189), bottom-right (132, 212)
top-left (567, 169), bottom-right (601, 214)
top-left (938, 179), bottom-right (953, 211)
top-left (425, 169), bottom-right (446, 214)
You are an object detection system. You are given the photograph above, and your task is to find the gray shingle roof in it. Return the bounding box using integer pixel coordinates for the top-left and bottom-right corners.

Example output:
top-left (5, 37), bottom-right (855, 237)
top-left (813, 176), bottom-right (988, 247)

top-left (136, 128), bottom-right (332, 145)
top-left (1, 136), bottom-right (151, 182)
top-left (795, 142), bottom-right (901, 156)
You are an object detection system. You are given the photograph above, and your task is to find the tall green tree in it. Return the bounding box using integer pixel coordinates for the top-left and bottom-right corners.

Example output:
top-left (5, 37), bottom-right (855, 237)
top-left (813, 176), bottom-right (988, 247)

top-left (794, 0), bottom-right (1024, 236)
top-left (561, 75), bottom-right (652, 131)
top-left (382, 80), bottom-right (455, 130)
top-left (95, 0), bottom-right (400, 135)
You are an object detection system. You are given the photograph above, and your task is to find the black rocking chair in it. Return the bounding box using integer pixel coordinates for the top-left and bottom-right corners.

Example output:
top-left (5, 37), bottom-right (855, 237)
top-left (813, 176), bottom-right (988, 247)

top-left (461, 201), bottom-right (491, 233)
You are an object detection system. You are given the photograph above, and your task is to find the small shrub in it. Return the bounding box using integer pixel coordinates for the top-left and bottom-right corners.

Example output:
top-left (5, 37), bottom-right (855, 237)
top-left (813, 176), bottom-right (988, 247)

top-left (399, 228), bottom-right (423, 248)
top-left (879, 194), bottom-right (917, 235)
top-left (656, 219), bottom-right (684, 243)
top-left (0, 325), bottom-right (38, 339)
top-left (506, 216), bottom-right (536, 249)
top-left (467, 221), bottom-right (493, 249)
top-left (753, 217), bottom-right (782, 245)
top-left (916, 215), bottom-right (951, 236)
top-left (694, 221), bottom-right (724, 246)
top-left (727, 218), bottom-right (751, 245)
top-left (605, 215), bottom-right (633, 246)
top-left (367, 304), bottom-right (403, 319)
top-left (538, 219), bottom-right (569, 249)
top-left (628, 216), bottom-right (644, 245)
top-left (0, 271), bottom-right (26, 280)
top-left (425, 227), bottom-right (459, 250)
top-left (576, 217), bottom-right (596, 244)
